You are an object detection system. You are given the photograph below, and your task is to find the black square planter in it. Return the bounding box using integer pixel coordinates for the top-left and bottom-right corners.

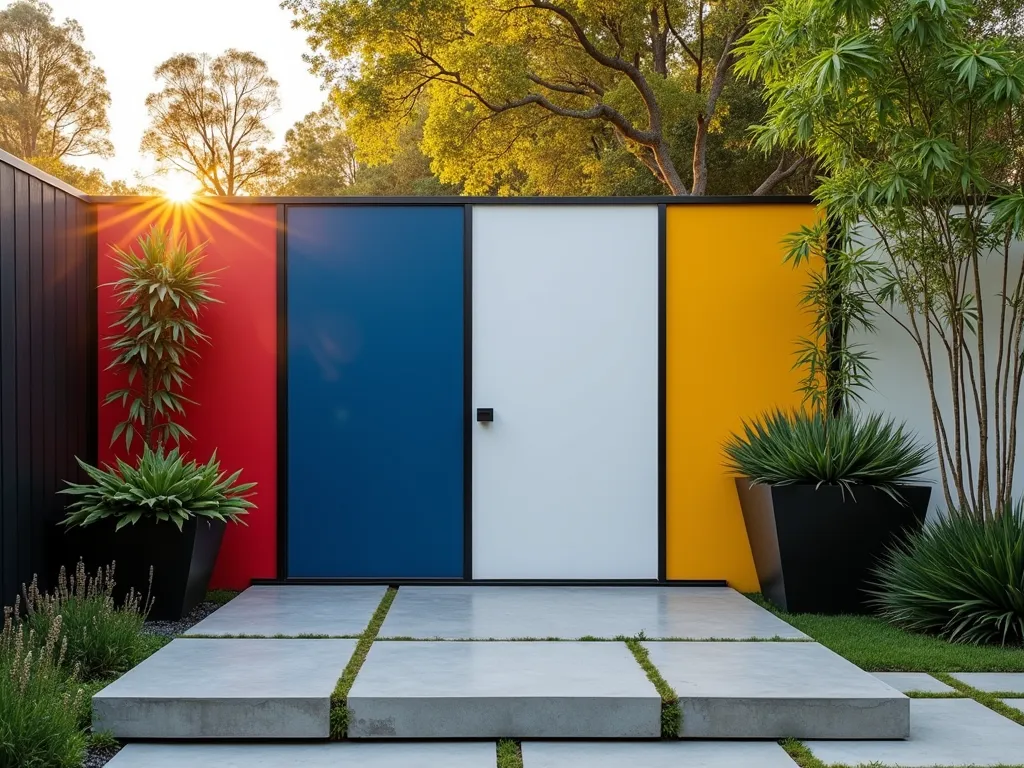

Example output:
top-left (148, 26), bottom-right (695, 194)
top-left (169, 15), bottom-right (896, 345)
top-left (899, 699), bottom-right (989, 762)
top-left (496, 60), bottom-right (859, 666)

top-left (52, 517), bottom-right (226, 621)
top-left (735, 480), bottom-right (931, 614)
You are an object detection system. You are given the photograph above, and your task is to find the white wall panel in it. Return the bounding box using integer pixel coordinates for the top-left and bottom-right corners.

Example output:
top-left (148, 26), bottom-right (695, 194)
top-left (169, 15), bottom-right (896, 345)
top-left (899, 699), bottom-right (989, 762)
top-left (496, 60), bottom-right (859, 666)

top-left (472, 206), bottom-right (659, 579)
top-left (853, 223), bottom-right (1024, 518)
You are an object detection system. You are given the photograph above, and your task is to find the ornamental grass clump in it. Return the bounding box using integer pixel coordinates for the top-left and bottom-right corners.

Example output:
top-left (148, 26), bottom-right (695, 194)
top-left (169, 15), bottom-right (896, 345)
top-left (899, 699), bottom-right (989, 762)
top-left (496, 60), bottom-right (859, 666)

top-left (873, 504), bottom-right (1024, 646)
top-left (60, 445), bottom-right (255, 530)
top-left (0, 609), bottom-right (85, 768)
top-left (724, 409), bottom-right (931, 499)
top-left (21, 561), bottom-right (151, 680)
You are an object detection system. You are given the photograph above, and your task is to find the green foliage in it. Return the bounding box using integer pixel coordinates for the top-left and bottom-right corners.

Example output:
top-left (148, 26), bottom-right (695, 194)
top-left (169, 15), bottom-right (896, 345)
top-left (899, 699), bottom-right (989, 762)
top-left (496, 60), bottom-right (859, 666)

top-left (19, 562), bottom-right (151, 680)
top-left (724, 409), bottom-right (931, 496)
top-left (60, 445), bottom-right (255, 531)
top-left (738, 0), bottom-right (1024, 516)
top-left (496, 739), bottom-right (523, 768)
top-left (104, 226), bottom-right (218, 452)
top-left (873, 504), bottom-right (1024, 646)
top-left (0, 611), bottom-right (85, 768)
top-left (0, 0), bottom-right (111, 161)
top-left (285, 0), bottom-right (801, 196)
top-left (747, 592), bottom-right (1024, 671)
top-left (782, 219), bottom-right (878, 412)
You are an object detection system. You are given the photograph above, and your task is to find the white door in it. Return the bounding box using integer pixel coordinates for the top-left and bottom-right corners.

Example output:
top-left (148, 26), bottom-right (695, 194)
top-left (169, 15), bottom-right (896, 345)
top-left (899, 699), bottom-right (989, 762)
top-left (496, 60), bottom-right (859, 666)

top-left (472, 206), bottom-right (659, 579)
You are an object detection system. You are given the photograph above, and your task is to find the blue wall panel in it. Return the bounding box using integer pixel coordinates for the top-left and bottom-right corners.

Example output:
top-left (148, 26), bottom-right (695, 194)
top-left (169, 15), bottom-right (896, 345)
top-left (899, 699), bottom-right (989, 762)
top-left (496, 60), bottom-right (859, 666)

top-left (287, 206), bottom-right (464, 577)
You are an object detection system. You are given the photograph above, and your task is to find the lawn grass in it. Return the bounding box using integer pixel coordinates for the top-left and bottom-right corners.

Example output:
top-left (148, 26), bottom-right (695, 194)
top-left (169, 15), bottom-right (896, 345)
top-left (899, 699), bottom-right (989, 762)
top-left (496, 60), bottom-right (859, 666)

top-left (496, 739), bottom-right (523, 768)
top-left (330, 586), bottom-right (397, 739)
top-left (745, 594), bottom-right (1024, 673)
top-left (205, 589), bottom-right (240, 606)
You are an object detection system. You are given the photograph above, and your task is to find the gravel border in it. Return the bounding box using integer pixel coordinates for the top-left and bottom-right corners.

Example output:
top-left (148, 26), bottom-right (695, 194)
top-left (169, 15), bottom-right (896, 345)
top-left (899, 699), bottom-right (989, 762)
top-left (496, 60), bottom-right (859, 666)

top-left (142, 600), bottom-right (221, 638)
top-left (83, 743), bottom-right (120, 768)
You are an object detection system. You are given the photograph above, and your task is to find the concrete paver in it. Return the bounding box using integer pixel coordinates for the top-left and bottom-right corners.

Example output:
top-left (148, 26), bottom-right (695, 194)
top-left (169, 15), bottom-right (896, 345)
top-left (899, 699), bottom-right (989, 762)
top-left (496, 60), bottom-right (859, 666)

top-left (184, 585), bottom-right (387, 636)
top-left (348, 640), bottom-right (661, 738)
top-left (872, 672), bottom-right (958, 694)
top-left (521, 741), bottom-right (798, 767)
top-left (93, 639), bottom-right (358, 738)
top-left (950, 672), bottom-right (1024, 694)
top-left (378, 586), bottom-right (807, 640)
top-left (644, 641), bottom-right (909, 739)
top-left (106, 742), bottom-right (497, 767)
top-left (806, 699), bottom-right (1024, 767)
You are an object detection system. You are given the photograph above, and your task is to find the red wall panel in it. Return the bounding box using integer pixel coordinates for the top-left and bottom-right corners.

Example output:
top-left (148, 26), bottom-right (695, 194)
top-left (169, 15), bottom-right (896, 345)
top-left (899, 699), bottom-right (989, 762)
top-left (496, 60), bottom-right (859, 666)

top-left (96, 201), bottom-right (277, 589)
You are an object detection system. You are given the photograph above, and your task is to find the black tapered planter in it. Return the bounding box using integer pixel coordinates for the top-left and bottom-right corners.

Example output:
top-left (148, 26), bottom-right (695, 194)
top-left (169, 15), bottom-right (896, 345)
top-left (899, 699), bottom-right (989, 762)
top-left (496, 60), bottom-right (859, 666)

top-left (54, 517), bottom-right (226, 621)
top-left (735, 480), bottom-right (930, 614)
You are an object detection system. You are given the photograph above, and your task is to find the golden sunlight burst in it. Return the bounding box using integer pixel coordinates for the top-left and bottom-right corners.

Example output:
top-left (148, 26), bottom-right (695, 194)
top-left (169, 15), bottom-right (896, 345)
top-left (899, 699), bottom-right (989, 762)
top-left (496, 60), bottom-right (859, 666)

top-left (159, 174), bottom-right (199, 203)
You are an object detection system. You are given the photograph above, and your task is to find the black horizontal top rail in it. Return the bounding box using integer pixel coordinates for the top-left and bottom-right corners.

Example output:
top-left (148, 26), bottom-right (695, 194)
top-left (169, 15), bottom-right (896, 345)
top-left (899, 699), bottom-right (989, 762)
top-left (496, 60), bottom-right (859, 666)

top-left (90, 194), bottom-right (815, 206)
top-left (251, 578), bottom-right (730, 587)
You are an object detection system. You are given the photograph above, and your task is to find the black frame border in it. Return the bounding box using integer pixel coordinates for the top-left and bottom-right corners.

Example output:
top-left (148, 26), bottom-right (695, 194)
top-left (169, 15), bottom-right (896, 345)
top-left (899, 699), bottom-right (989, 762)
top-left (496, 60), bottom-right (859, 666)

top-left (269, 196), bottom-right (810, 587)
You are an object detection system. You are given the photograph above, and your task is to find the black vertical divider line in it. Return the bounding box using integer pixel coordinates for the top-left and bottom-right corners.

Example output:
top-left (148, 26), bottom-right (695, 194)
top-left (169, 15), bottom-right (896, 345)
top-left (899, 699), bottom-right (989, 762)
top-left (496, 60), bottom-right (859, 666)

top-left (658, 204), bottom-right (667, 582)
top-left (11, 169), bottom-right (28, 599)
top-left (463, 204), bottom-right (473, 580)
top-left (276, 204), bottom-right (289, 580)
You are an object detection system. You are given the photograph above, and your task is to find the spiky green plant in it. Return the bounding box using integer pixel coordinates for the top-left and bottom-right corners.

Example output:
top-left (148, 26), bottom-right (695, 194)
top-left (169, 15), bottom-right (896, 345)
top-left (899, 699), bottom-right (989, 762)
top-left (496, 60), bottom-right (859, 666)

top-left (723, 409), bottom-right (931, 499)
top-left (104, 225), bottom-right (218, 451)
top-left (873, 505), bottom-right (1024, 646)
top-left (59, 446), bottom-right (255, 530)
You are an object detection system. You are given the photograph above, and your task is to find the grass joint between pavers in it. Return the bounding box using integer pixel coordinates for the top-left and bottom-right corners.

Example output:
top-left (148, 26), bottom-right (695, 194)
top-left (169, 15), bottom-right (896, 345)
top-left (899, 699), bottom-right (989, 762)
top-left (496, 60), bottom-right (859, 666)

top-left (933, 673), bottom-right (1024, 728)
top-left (496, 739), bottom-right (523, 768)
top-left (623, 633), bottom-right (680, 738)
top-left (330, 585), bottom-right (398, 740)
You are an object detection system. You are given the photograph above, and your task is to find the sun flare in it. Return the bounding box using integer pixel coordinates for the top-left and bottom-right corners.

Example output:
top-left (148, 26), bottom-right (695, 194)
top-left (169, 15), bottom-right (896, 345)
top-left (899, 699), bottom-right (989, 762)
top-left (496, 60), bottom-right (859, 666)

top-left (159, 175), bottom-right (199, 203)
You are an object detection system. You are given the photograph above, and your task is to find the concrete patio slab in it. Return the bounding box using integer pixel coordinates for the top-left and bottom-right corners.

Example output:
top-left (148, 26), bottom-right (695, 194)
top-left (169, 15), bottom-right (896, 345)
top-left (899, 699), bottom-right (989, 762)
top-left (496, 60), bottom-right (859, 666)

top-left (93, 639), bottom-right (357, 739)
top-left (377, 586), bottom-right (807, 640)
top-left (521, 741), bottom-right (798, 767)
top-left (1003, 699), bottom-right (1024, 714)
top-left (806, 699), bottom-right (1024, 767)
top-left (348, 640), bottom-right (661, 738)
top-left (950, 672), bottom-right (1024, 694)
top-left (873, 672), bottom-right (957, 694)
top-left (184, 585), bottom-right (387, 636)
top-left (106, 742), bottom-right (497, 767)
top-left (644, 641), bottom-right (908, 739)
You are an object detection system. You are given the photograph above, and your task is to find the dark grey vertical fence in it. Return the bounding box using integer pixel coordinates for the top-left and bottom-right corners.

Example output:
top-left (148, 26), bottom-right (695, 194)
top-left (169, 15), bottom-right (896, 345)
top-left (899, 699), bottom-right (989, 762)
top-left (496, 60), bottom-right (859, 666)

top-left (0, 151), bottom-right (96, 605)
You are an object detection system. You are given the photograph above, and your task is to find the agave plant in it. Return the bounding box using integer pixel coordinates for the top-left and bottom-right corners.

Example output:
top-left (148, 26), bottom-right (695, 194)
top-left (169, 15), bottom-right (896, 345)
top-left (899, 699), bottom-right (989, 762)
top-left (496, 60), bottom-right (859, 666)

top-left (723, 409), bottom-right (931, 499)
top-left (873, 504), bottom-right (1024, 646)
top-left (104, 226), bottom-right (218, 451)
top-left (59, 446), bottom-right (255, 530)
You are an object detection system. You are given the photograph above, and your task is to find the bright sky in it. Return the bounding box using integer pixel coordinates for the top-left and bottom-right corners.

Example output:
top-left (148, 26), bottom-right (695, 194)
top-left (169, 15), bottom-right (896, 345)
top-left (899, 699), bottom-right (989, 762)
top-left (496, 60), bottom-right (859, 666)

top-left (47, 0), bottom-right (327, 191)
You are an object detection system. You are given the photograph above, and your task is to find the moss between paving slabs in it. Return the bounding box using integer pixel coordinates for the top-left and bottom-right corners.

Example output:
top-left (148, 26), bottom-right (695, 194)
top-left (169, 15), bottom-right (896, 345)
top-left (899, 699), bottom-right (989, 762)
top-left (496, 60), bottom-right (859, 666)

top-left (330, 586), bottom-right (397, 739)
top-left (496, 739), bottom-right (523, 768)
top-left (623, 635), bottom-right (680, 738)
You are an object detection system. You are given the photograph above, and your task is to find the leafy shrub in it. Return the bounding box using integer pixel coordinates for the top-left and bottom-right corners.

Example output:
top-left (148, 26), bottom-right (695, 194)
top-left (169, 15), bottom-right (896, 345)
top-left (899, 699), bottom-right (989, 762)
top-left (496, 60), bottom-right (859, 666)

top-left (873, 505), bottom-right (1024, 646)
top-left (0, 610), bottom-right (85, 768)
top-left (724, 409), bottom-right (930, 498)
top-left (21, 561), bottom-right (151, 680)
top-left (60, 445), bottom-right (255, 530)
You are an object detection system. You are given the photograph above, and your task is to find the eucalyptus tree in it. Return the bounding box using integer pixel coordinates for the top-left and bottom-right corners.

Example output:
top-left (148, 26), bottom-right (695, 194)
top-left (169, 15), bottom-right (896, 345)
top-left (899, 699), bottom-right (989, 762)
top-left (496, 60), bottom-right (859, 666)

top-left (738, 0), bottom-right (1024, 517)
top-left (283, 0), bottom-right (806, 195)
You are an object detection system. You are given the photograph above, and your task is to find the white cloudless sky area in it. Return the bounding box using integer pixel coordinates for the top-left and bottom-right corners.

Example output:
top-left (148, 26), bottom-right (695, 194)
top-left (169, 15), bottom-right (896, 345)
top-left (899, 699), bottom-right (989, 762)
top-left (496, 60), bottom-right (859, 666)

top-left (46, 0), bottom-right (327, 191)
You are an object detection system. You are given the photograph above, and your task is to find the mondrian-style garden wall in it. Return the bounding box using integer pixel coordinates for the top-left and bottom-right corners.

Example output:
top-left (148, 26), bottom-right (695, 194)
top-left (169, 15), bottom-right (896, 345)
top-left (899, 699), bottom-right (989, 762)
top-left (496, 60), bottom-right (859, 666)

top-left (0, 154), bottom-right (97, 603)
top-left (0, 149), bottom-right (831, 598)
top-left (93, 198), bottom-right (814, 590)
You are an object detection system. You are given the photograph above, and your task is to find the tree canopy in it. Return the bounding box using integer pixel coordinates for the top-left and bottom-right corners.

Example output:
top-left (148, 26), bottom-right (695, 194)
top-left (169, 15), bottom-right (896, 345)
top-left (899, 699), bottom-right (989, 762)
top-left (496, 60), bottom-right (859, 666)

top-left (0, 0), bottom-right (111, 160)
top-left (284, 0), bottom-right (806, 195)
top-left (141, 49), bottom-right (282, 195)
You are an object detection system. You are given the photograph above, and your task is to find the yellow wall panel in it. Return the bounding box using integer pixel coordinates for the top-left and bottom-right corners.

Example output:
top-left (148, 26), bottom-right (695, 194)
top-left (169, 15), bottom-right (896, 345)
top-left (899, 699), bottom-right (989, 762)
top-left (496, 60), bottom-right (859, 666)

top-left (666, 204), bottom-right (816, 589)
